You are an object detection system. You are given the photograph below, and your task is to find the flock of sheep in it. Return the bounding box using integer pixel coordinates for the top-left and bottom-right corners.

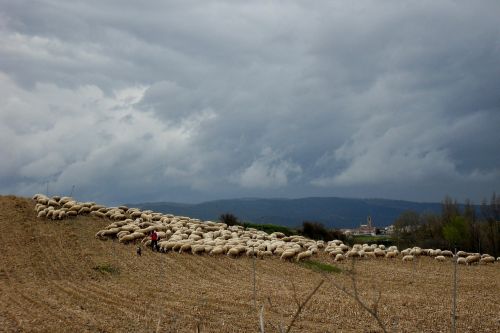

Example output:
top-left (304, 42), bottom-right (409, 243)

top-left (32, 194), bottom-right (499, 265)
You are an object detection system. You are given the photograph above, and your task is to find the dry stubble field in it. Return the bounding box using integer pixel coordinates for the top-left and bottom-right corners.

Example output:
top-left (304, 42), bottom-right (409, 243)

top-left (0, 195), bottom-right (499, 332)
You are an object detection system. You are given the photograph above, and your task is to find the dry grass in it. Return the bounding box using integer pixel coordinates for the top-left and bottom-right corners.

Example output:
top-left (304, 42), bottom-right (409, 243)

top-left (0, 195), bottom-right (499, 332)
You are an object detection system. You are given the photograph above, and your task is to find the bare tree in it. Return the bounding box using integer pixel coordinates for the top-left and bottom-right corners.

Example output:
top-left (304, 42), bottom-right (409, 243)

top-left (330, 258), bottom-right (388, 333)
top-left (263, 279), bottom-right (324, 333)
top-left (285, 280), bottom-right (324, 333)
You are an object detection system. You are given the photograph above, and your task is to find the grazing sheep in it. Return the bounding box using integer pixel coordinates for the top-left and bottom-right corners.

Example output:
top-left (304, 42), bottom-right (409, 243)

top-left (192, 245), bottom-right (205, 255)
top-left (365, 252), bottom-right (376, 259)
top-left (91, 211), bottom-right (106, 218)
top-left (435, 255), bottom-right (447, 262)
top-left (210, 246), bottom-right (225, 256)
top-left (296, 250), bottom-right (312, 262)
top-left (410, 248), bottom-right (422, 256)
top-left (402, 255), bottom-right (414, 262)
top-left (66, 210), bottom-right (77, 217)
top-left (246, 248), bottom-right (257, 257)
top-left (117, 231), bottom-right (130, 239)
top-left (78, 207), bottom-right (91, 215)
top-left (441, 250), bottom-right (453, 257)
top-left (385, 252), bottom-right (397, 259)
top-left (334, 253), bottom-right (345, 262)
top-left (47, 199), bottom-right (59, 207)
top-left (227, 247), bottom-right (242, 257)
top-left (339, 244), bottom-right (349, 252)
top-left (119, 232), bottom-right (144, 243)
top-left (33, 194), bottom-right (49, 205)
top-left (456, 257), bottom-right (467, 265)
top-left (480, 256), bottom-right (495, 264)
top-left (179, 243), bottom-right (193, 254)
top-left (280, 250), bottom-right (296, 261)
top-left (465, 255), bottom-right (481, 265)
top-left (69, 205), bottom-right (82, 212)
top-left (63, 201), bottom-right (77, 208)
top-left (346, 251), bottom-right (360, 258)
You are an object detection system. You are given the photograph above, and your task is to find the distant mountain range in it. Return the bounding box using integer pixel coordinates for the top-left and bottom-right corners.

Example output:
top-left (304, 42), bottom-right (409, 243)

top-left (127, 197), bottom-right (445, 229)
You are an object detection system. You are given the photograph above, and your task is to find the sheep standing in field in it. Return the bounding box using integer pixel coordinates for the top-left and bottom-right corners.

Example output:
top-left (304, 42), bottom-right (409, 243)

top-left (296, 250), bottom-right (312, 262)
top-left (280, 250), bottom-right (296, 261)
top-left (465, 255), bottom-right (481, 265)
top-left (441, 250), bottom-right (453, 257)
top-left (480, 256), bottom-right (495, 264)
top-left (334, 253), bottom-right (345, 262)
top-left (385, 251), bottom-right (397, 259)
top-left (210, 246), bottom-right (224, 256)
top-left (402, 255), bottom-right (414, 262)
top-left (456, 257), bottom-right (466, 265)
top-left (435, 255), bottom-right (447, 262)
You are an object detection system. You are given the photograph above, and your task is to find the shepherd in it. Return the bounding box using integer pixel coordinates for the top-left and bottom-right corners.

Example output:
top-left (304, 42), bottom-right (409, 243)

top-left (150, 230), bottom-right (158, 252)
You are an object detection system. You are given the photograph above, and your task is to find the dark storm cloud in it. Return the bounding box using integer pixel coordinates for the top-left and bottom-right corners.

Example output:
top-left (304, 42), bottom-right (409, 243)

top-left (1, 0), bottom-right (499, 205)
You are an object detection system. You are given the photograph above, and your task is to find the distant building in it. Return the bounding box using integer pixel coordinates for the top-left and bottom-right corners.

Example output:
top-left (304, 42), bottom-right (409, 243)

top-left (384, 225), bottom-right (394, 235)
top-left (343, 216), bottom-right (377, 236)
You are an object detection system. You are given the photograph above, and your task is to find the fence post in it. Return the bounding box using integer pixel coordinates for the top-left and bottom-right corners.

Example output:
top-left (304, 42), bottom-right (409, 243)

top-left (253, 245), bottom-right (257, 309)
top-left (451, 246), bottom-right (457, 333)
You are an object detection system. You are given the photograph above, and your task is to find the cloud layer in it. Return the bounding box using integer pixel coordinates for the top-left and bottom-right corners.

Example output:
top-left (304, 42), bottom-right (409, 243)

top-left (1, 0), bottom-right (499, 205)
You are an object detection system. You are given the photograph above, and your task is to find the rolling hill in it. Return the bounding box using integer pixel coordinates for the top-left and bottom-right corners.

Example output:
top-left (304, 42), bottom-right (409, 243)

top-left (128, 197), bottom-right (444, 228)
top-left (0, 195), bottom-right (498, 332)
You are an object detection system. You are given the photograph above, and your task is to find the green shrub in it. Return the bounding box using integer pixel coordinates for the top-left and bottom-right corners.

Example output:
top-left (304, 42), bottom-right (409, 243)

top-left (242, 222), bottom-right (296, 236)
top-left (92, 263), bottom-right (119, 275)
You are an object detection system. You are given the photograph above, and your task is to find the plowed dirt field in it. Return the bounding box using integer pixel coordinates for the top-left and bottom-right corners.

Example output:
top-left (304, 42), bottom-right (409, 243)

top-left (0, 195), bottom-right (498, 332)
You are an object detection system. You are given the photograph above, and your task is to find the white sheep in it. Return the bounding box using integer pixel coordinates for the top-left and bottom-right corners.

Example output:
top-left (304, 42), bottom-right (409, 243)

top-left (480, 256), bottom-right (495, 264)
top-left (66, 211), bottom-right (77, 217)
top-left (385, 251), bottom-right (397, 259)
top-left (435, 255), bottom-right (446, 262)
top-left (210, 246), bottom-right (225, 255)
top-left (346, 251), bottom-right (360, 258)
top-left (441, 250), bottom-right (453, 257)
top-left (192, 245), bottom-right (205, 255)
top-left (296, 250), bottom-right (312, 262)
top-left (227, 247), bottom-right (243, 257)
top-left (374, 248), bottom-right (386, 257)
top-left (402, 255), bottom-right (414, 262)
top-left (280, 250), bottom-right (296, 261)
top-left (364, 252), bottom-right (376, 259)
top-left (465, 255), bottom-right (480, 265)
top-left (334, 253), bottom-right (345, 262)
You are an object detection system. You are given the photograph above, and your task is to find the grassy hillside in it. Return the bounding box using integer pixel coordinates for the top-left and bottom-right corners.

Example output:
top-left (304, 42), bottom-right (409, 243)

top-left (0, 195), bottom-right (498, 332)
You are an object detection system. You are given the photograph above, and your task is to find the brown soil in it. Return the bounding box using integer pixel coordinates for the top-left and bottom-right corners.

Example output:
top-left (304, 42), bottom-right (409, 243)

top-left (0, 195), bottom-right (499, 332)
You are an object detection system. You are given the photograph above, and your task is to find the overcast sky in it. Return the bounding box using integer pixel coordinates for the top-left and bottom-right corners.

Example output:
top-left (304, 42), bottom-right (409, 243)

top-left (1, 0), bottom-right (499, 205)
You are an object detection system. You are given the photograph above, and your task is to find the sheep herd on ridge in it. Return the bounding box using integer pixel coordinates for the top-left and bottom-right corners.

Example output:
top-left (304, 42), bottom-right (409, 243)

top-left (32, 194), bottom-right (499, 265)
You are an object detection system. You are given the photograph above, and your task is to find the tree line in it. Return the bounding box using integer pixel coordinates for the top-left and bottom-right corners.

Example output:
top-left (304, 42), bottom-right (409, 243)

top-left (393, 193), bottom-right (500, 257)
top-left (219, 213), bottom-right (346, 242)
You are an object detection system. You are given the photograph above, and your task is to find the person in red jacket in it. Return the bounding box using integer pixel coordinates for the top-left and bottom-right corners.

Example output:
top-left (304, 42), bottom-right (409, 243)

top-left (150, 230), bottom-right (158, 252)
